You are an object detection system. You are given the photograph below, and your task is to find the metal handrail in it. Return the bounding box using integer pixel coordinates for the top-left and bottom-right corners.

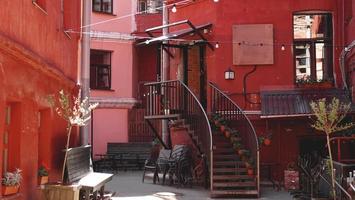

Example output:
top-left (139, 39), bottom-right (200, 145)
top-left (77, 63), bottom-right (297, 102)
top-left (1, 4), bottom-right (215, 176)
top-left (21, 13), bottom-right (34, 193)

top-left (209, 81), bottom-right (260, 196)
top-left (319, 173), bottom-right (353, 200)
top-left (144, 80), bottom-right (213, 188)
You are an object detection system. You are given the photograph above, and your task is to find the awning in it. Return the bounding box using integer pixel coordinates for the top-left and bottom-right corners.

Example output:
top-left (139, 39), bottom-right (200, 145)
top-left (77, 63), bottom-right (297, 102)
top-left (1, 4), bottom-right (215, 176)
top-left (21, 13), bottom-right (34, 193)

top-left (260, 88), bottom-right (354, 118)
top-left (137, 20), bottom-right (213, 49)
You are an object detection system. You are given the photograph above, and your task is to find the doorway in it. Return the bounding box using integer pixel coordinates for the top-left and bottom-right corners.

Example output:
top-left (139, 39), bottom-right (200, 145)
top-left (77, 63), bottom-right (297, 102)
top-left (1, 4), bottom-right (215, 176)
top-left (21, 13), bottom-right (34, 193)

top-left (183, 45), bottom-right (207, 109)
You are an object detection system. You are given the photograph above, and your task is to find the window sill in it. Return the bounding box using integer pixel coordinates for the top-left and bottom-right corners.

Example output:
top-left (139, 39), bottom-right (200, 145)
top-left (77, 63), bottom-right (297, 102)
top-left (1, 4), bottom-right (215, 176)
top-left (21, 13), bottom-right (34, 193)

top-left (92, 11), bottom-right (116, 16)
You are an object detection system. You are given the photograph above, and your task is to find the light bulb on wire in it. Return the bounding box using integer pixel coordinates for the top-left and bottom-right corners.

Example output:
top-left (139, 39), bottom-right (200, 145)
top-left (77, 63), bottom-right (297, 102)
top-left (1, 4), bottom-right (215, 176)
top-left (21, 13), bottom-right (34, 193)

top-left (172, 4), bottom-right (177, 13)
top-left (213, 0), bottom-right (219, 2)
top-left (281, 44), bottom-right (285, 51)
top-left (215, 42), bottom-right (220, 49)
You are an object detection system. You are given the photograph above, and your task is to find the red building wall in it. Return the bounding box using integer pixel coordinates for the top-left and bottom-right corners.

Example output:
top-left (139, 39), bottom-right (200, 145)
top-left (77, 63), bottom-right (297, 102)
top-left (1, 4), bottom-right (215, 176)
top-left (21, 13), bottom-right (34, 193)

top-left (167, 0), bottom-right (349, 181)
top-left (0, 1), bottom-right (80, 199)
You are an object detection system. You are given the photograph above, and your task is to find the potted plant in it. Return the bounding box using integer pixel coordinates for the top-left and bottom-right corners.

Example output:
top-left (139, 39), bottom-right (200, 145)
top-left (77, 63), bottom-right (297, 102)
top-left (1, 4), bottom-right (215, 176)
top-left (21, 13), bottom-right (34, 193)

top-left (245, 158), bottom-right (255, 176)
top-left (2, 169), bottom-right (21, 196)
top-left (224, 127), bottom-right (232, 138)
top-left (38, 165), bottom-right (49, 185)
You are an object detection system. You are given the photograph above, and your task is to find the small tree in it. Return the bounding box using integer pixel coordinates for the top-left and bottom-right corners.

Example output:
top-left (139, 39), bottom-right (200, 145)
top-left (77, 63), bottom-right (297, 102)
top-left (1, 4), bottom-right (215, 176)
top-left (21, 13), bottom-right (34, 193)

top-left (310, 98), bottom-right (354, 199)
top-left (49, 89), bottom-right (98, 182)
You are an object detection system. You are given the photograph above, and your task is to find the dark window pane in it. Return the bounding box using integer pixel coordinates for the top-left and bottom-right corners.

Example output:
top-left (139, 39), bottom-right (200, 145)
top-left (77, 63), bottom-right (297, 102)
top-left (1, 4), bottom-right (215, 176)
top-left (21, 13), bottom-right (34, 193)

top-left (93, 0), bottom-right (101, 12)
top-left (90, 50), bottom-right (111, 90)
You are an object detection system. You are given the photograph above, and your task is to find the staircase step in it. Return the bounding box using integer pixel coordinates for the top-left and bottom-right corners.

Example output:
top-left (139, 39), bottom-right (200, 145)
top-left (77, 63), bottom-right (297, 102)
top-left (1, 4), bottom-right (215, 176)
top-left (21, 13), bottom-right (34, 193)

top-left (213, 175), bottom-right (254, 181)
top-left (213, 181), bottom-right (256, 188)
top-left (213, 154), bottom-right (239, 160)
top-left (214, 161), bottom-right (244, 167)
top-left (213, 168), bottom-right (247, 173)
top-left (211, 190), bottom-right (259, 198)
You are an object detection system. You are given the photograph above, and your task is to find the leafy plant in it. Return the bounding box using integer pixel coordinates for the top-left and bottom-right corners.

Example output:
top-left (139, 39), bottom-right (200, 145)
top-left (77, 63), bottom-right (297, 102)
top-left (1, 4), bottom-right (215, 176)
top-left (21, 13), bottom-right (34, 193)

top-left (48, 89), bottom-right (99, 182)
top-left (2, 169), bottom-right (22, 186)
top-left (310, 97), bottom-right (354, 199)
top-left (38, 165), bottom-right (49, 177)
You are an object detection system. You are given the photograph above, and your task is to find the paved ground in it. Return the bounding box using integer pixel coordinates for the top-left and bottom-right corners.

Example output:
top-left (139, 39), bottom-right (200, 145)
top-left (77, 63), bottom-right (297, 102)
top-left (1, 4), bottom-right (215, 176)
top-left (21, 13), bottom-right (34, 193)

top-left (106, 171), bottom-right (293, 200)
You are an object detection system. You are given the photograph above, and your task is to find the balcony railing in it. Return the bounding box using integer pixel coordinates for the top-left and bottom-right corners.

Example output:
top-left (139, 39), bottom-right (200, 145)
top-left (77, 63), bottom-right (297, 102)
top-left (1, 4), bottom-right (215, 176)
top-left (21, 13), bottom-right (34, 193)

top-left (209, 82), bottom-right (260, 195)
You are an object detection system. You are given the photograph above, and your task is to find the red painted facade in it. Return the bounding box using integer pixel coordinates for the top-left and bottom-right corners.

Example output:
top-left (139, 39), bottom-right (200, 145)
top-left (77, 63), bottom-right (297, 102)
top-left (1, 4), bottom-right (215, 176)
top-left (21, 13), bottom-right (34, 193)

top-left (166, 0), bottom-right (354, 182)
top-left (0, 1), bottom-right (80, 199)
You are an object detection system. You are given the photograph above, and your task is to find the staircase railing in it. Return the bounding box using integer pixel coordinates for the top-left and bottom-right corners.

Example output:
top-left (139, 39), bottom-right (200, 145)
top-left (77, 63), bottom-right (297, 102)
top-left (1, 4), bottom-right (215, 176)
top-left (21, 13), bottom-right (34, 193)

top-left (144, 80), bottom-right (213, 188)
top-left (209, 82), bottom-right (260, 196)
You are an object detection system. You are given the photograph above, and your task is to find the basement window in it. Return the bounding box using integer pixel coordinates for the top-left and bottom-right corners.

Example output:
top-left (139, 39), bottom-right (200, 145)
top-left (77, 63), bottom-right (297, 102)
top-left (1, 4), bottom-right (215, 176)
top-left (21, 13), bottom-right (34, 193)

top-left (93, 0), bottom-right (113, 14)
top-left (293, 13), bottom-right (333, 83)
top-left (90, 50), bottom-right (112, 90)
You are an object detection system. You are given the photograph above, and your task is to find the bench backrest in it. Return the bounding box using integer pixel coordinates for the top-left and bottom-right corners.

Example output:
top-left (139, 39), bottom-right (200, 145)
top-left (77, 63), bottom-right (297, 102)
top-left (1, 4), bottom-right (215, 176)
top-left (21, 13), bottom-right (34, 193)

top-left (107, 143), bottom-right (152, 154)
top-left (65, 145), bottom-right (91, 183)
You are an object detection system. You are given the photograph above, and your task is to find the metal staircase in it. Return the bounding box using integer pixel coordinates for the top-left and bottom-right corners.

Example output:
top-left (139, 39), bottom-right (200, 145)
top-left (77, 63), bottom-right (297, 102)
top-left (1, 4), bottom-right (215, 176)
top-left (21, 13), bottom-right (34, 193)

top-left (209, 82), bottom-right (260, 198)
top-left (143, 80), bottom-right (259, 198)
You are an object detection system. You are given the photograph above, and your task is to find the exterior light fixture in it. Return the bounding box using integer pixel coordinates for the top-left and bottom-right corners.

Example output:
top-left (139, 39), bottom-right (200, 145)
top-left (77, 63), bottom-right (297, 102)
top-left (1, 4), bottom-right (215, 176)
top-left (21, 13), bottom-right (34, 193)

top-left (215, 42), bottom-right (219, 49)
top-left (281, 44), bottom-right (285, 51)
top-left (224, 67), bottom-right (235, 80)
top-left (213, 0), bottom-right (219, 2)
top-left (172, 4), bottom-right (177, 13)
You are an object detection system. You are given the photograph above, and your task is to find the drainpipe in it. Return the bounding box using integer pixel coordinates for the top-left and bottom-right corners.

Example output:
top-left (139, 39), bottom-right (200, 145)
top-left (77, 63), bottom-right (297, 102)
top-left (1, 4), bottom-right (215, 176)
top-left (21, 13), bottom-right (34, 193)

top-left (162, 1), bottom-right (170, 148)
top-left (80, 0), bottom-right (91, 145)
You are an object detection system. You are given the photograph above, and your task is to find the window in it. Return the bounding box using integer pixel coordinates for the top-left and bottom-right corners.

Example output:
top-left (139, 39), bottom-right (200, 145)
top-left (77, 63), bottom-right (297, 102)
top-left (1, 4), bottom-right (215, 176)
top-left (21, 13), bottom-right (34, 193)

top-left (293, 13), bottom-right (333, 82)
top-left (92, 0), bottom-right (113, 14)
top-left (138, 0), bottom-right (147, 13)
top-left (90, 50), bottom-right (112, 90)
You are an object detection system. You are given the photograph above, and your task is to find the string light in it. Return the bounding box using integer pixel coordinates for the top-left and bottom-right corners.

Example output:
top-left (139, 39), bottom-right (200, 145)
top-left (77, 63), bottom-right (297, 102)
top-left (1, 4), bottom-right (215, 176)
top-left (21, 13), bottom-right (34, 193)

top-left (213, 0), bottom-right (219, 2)
top-left (281, 44), bottom-right (285, 51)
top-left (215, 42), bottom-right (220, 48)
top-left (172, 4), bottom-right (177, 13)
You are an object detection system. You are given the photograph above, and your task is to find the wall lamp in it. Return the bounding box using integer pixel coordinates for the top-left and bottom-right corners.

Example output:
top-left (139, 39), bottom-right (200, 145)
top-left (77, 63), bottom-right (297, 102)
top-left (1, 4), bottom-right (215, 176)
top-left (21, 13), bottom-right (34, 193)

top-left (224, 67), bottom-right (235, 80)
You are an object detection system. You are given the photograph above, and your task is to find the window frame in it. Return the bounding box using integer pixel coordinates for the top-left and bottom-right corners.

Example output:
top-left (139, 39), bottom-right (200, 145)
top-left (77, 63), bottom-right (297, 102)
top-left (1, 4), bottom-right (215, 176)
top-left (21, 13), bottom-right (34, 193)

top-left (293, 12), bottom-right (333, 83)
top-left (92, 0), bottom-right (113, 14)
top-left (90, 50), bottom-right (112, 90)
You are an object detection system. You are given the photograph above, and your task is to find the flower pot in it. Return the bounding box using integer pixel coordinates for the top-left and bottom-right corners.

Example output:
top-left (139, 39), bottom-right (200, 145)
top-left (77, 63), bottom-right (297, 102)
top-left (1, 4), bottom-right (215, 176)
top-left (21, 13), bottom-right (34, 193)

top-left (2, 185), bottom-right (19, 196)
top-left (220, 125), bottom-right (226, 132)
top-left (264, 138), bottom-right (271, 146)
top-left (247, 169), bottom-right (254, 176)
top-left (224, 130), bottom-right (231, 138)
top-left (38, 176), bottom-right (49, 185)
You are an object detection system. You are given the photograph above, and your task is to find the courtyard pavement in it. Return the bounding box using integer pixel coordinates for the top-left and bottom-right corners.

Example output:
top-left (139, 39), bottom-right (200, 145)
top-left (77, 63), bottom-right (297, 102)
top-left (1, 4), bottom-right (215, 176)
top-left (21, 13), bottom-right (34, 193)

top-left (106, 171), bottom-right (294, 200)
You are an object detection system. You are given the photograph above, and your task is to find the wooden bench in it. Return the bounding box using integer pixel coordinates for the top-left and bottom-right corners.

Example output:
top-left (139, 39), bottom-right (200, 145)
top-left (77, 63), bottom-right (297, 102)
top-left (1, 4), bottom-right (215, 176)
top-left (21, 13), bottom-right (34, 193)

top-left (102, 143), bottom-right (152, 171)
top-left (65, 145), bottom-right (113, 200)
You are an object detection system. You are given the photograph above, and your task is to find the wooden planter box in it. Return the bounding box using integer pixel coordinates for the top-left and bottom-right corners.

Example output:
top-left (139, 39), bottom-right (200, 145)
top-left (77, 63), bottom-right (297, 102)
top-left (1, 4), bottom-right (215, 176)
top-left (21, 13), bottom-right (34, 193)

top-left (284, 170), bottom-right (299, 190)
top-left (41, 184), bottom-right (81, 200)
top-left (2, 185), bottom-right (19, 196)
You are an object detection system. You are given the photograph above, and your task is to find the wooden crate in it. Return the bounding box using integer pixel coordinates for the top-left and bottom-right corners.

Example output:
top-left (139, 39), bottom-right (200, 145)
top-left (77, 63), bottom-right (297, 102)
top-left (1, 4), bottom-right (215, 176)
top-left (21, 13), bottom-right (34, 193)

top-left (41, 184), bottom-right (81, 200)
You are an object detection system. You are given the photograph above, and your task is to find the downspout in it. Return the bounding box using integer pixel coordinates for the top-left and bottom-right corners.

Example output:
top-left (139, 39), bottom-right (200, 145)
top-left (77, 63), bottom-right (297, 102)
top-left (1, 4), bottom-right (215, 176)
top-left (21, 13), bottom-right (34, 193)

top-left (80, 0), bottom-right (91, 145)
top-left (161, 1), bottom-right (170, 147)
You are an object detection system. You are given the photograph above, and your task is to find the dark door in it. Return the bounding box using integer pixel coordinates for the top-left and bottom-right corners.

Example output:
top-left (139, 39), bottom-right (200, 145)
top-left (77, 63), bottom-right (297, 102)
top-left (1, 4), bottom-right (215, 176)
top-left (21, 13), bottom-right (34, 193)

top-left (184, 45), bottom-right (207, 109)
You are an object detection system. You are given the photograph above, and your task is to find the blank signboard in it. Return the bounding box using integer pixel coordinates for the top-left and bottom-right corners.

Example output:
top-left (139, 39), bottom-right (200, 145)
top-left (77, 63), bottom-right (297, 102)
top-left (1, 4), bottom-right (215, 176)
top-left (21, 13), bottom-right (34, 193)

top-left (233, 24), bottom-right (274, 65)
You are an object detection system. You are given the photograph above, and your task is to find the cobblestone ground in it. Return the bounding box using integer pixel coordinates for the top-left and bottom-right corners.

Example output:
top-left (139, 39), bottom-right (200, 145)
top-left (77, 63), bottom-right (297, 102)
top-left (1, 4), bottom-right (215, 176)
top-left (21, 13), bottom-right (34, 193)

top-left (105, 171), bottom-right (293, 200)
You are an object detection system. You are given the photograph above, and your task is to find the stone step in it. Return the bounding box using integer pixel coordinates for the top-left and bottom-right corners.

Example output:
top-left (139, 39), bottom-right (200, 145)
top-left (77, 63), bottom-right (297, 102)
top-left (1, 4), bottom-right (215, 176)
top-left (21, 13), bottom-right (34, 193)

top-left (214, 161), bottom-right (245, 167)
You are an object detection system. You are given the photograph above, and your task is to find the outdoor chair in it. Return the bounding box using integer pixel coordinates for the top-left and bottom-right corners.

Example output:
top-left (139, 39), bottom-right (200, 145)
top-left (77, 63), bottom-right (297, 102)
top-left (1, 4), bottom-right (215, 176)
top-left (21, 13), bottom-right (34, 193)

top-left (166, 145), bottom-right (193, 187)
top-left (142, 149), bottom-right (171, 184)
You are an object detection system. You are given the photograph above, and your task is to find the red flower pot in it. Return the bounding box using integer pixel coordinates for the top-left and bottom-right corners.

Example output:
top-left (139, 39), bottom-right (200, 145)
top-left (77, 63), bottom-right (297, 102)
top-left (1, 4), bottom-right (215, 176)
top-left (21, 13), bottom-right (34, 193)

top-left (264, 138), bottom-right (271, 146)
top-left (2, 185), bottom-right (19, 196)
top-left (224, 130), bottom-right (231, 138)
top-left (247, 169), bottom-right (254, 176)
